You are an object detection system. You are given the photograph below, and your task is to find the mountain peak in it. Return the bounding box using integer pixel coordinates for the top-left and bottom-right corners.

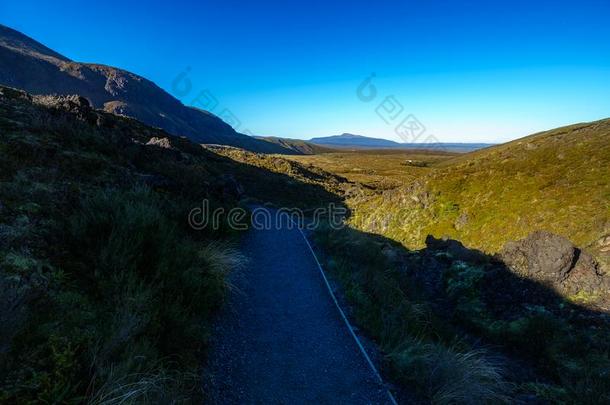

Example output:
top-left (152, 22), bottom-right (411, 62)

top-left (309, 133), bottom-right (400, 148)
top-left (338, 133), bottom-right (367, 138)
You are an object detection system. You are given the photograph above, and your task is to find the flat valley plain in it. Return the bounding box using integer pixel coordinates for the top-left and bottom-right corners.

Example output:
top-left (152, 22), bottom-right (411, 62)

top-left (285, 148), bottom-right (458, 190)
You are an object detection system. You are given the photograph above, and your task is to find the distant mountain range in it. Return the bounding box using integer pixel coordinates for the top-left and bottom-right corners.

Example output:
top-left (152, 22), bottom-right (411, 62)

top-left (309, 133), bottom-right (494, 152)
top-left (0, 24), bottom-right (292, 154)
top-left (310, 133), bottom-right (399, 148)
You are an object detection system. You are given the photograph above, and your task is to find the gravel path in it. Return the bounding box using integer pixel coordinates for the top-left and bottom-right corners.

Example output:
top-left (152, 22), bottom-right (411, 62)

top-left (205, 211), bottom-right (394, 404)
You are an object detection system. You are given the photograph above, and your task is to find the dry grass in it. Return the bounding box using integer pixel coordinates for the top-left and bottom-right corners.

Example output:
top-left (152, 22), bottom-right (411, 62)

top-left (388, 338), bottom-right (511, 404)
top-left (286, 149), bottom-right (455, 189)
top-left (88, 369), bottom-right (199, 405)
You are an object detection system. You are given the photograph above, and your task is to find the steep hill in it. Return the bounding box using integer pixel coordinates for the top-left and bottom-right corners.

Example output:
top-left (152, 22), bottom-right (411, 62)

top-left (0, 24), bottom-right (292, 154)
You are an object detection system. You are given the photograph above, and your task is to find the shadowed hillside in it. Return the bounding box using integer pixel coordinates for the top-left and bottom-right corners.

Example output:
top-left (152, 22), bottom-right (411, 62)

top-left (0, 85), bottom-right (338, 402)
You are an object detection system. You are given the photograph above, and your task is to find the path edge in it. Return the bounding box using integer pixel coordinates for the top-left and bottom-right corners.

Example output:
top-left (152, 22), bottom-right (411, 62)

top-left (294, 225), bottom-right (399, 405)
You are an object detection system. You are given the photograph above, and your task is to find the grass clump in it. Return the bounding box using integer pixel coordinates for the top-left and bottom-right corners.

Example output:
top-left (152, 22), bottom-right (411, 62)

top-left (388, 339), bottom-right (510, 404)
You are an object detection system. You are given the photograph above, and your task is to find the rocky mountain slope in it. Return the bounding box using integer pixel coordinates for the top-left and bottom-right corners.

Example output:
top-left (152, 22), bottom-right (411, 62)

top-left (0, 24), bottom-right (292, 154)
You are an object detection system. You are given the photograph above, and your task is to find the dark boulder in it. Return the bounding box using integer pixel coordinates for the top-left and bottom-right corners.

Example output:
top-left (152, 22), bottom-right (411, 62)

top-left (500, 231), bottom-right (575, 282)
top-left (425, 235), bottom-right (487, 263)
top-left (499, 231), bottom-right (608, 295)
top-left (32, 93), bottom-right (99, 125)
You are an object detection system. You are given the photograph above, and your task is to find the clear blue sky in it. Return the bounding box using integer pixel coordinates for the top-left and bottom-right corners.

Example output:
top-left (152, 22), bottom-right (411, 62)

top-left (2, 0), bottom-right (610, 142)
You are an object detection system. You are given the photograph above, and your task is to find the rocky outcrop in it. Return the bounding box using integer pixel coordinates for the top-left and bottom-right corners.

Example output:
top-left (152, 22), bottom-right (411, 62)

top-left (146, 137), bottom-right (174, 150)
top-left (33, 93), bottom-right (92, 113)
top-left (499, 231), bottom-right (609, 296)
top-left (32, 93), bottom-right (102, 126)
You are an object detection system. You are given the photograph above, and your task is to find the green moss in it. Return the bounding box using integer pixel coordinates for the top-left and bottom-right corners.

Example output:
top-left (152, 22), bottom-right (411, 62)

top-left (567, 290), bottom-right (600, 305)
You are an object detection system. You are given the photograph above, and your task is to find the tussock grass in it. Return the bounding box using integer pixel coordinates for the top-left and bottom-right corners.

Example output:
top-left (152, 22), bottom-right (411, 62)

top-left (0, 273), bottom-right (35, 359)
top-left (388, 338), bottom-right (511, 404)
top-left (89, 369), bottom-right (199, 405)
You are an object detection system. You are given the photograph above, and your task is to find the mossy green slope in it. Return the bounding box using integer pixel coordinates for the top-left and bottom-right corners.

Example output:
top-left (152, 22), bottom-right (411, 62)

top-left (351, 118), bottom-right (610, 266)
